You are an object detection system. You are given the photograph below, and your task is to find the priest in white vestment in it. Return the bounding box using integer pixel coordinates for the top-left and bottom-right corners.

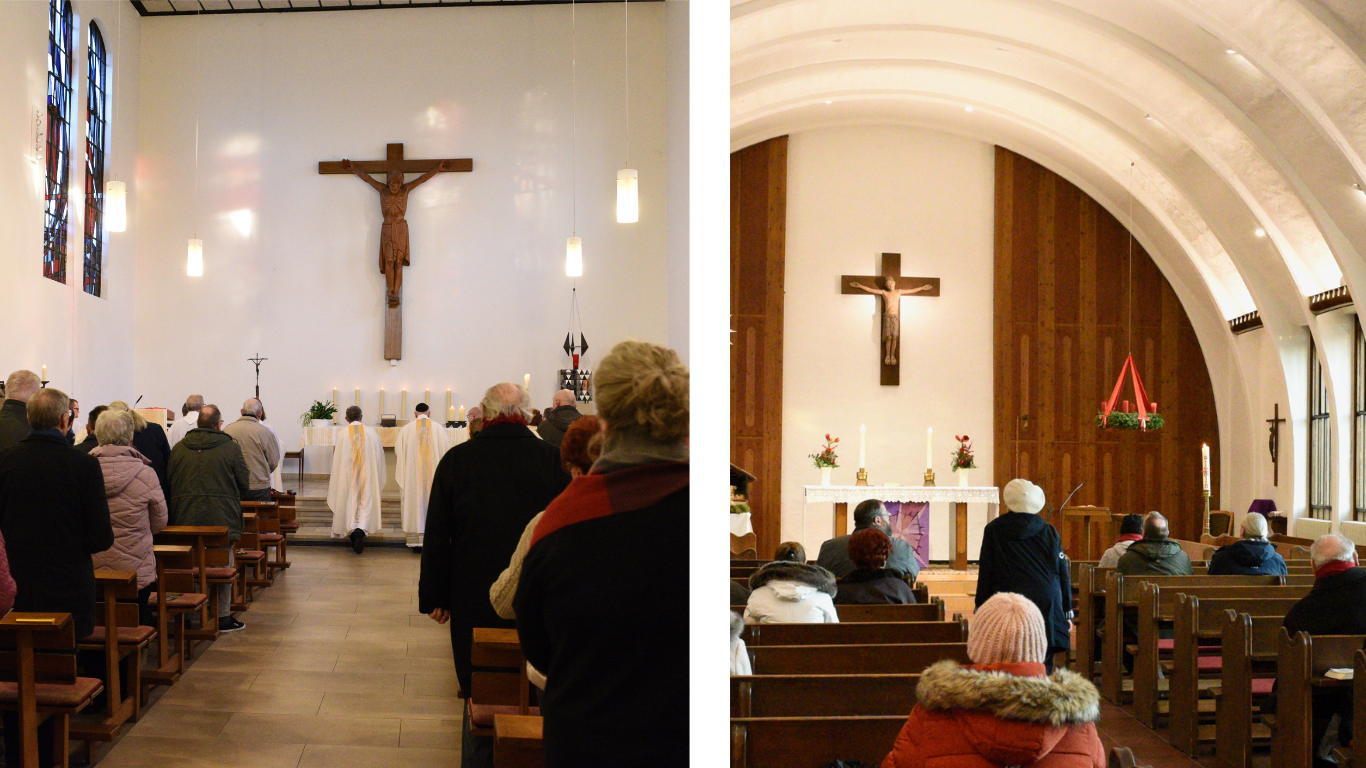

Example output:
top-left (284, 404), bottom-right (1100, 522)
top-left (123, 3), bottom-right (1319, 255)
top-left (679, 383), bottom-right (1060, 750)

top-left (327, 405), bottom-right (386, 553)
top-left (167, 394), bottom-right (204, 447)
top-left (394, 403), bottom-right (450, 551)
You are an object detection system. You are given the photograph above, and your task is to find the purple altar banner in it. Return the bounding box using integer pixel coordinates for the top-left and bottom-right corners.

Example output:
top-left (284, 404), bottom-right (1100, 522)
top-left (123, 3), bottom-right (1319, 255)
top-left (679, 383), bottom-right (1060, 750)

top-left (886, 501), bottom-right (930, 569)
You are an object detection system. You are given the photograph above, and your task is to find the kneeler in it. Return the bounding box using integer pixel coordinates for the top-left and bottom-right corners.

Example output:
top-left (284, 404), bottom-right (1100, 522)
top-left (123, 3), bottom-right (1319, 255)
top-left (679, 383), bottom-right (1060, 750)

top-left (143, 545), bottom-right (207, 699)
top-left (470, 628), bottom-right (543, 768)
top-left (0, 613), bottom-right (104, 768)
top-left (72, 570), bottom-right (153, 764)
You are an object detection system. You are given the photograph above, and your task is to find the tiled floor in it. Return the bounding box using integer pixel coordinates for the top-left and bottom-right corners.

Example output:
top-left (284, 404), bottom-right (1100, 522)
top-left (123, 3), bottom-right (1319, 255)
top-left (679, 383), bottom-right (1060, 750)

top-left (97, 546), bottom-right (462, 767)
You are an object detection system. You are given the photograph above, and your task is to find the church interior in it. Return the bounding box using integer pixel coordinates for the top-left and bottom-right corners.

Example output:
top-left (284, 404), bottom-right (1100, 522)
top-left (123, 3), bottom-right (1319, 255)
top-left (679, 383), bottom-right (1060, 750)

top-left (730, 2), bottom-right (1366, 767)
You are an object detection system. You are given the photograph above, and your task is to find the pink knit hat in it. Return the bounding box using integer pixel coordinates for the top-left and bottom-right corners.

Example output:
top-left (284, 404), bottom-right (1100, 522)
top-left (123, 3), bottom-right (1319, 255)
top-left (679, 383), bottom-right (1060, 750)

top-left (968, 592), bottom-right (1048, 664)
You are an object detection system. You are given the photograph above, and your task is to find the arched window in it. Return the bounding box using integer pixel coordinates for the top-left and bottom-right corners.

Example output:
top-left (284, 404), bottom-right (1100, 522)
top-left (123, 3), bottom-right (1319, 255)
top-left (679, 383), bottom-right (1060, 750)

top-left (1309, 338), bottom-right (1332, 520)
top-left (84, 21), bottom-right (107, 297)
top-left (44, 0), bottom-right (74, 284)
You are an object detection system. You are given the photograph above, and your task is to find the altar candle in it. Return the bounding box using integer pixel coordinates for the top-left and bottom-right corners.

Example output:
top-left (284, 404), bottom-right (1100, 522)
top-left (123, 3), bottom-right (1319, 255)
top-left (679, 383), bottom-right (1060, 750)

top-left (354, 388), bottom-right (360, 407)
top-left (40, 365), bottom-right (46, 381)
top-left (926, 427), bottom-right (933, 470)
top-left (1202, 443), bottom-right (1211, 492)
top-left (859, 424), bottom-right (866, 468)
top-left (446, 390), bottom-right (452, 413)
top-left (424, 389), bottom-right (431, 408)
top-left (380, 389), bottom-right (385, 414)
top-left (524, 373), bottom-right (531, 390)
top-left (332, 388), bottom-right (337, 407)
top-left (448, 406), bottom-right (455, 422)
top-left (459, 405), bottom-right (465, 420)
top-left (401, 389), bottom-right (407, 414)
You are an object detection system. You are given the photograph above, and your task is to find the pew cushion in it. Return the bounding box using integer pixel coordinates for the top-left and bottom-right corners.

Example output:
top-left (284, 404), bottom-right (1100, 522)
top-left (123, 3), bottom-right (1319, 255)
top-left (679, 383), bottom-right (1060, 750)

top-left (205, 567), bottom-right (238, 580)
top-left (82, 625), bottom-right (156, 646)
top-left (0, 678), bottom-right (103, 710)
top-left (147, 592), bottom-right (209, 610)
top-left (1197, 656), bottom-right (1222, 671)
top-left (260, 534), bottom-right (283, 543)
top-left (235, 550), bottom-right (266, 560)
top-left (1251, 678), bottom-right (1275, 696)
top-left (470, 703), bottom-right (541, 728)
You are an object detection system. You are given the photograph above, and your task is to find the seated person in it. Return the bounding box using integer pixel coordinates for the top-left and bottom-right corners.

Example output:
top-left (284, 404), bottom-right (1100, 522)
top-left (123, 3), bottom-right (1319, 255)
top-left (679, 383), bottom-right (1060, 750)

top-left (730, 612), bottom-right (751, 676)
top-left (1097, 513), bottom-right (1143, 568)
top-left (1207, 512), bottom-right (1286, 576)
top-left (744, 542), bottom-right (838, 624)
top-left (818, 500), bottom-right (919, 580)
top-left (1116, 512), bottom-right (1193, 576)
top-left (834, 528), bottom-right (917, 605)
top-left (880, 592), bottom-right (1105, 768)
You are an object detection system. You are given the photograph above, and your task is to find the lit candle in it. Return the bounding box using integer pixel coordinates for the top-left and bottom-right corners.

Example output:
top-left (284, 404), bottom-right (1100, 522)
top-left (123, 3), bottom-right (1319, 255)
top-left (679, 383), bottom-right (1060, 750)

top-left (926, 427), bottom-right (934, 470)
top-left (354, 388), bottom-right (360, 407)
top-left (380, 388), bottom-right (385, 414)
top-left (1202, 443), bottom-right (1211, 492)
top-left (859, 424), bottom-right (866, 468)
top-left (401, 389), bottom-right (407, 414)
top-left (447, 406), bottom-right (455, 422)
top-left (424, 389), bottom-right (431, 408)
top-left (446, 389), bottom-right (452, 413)
top-left (459, 405), bottom-right (466, 421)
top-left (332, 388), bottom-right (337, 407)
top-left (524, 373), bottom-right (531, 390)
top-left (40, 365), bottom-right (46, 381)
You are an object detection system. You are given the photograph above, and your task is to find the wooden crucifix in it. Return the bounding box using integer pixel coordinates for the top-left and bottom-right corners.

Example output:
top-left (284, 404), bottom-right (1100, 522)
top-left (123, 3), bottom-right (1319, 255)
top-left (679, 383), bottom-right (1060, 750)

top-left (841, 253), bottom-right (940, 385)
top-left (1267, 403), bottom-right (1286, 486)
top-left (319, 143), bottom-right (473, 361)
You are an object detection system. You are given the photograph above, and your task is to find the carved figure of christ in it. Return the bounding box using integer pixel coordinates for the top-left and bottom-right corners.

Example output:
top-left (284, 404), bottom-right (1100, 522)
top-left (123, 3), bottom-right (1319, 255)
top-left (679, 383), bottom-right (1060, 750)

top-left (847, 276), bottom-right (934, 365)
top-left (841, 253), bottom-right (940, 386)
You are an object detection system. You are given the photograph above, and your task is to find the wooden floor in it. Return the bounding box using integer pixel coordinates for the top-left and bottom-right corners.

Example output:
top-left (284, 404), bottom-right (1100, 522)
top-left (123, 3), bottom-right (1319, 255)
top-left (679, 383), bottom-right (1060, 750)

top-left (94, 546), bottom-right (463, 767)
top-left (1095, 700), bottom-right (1205, 768)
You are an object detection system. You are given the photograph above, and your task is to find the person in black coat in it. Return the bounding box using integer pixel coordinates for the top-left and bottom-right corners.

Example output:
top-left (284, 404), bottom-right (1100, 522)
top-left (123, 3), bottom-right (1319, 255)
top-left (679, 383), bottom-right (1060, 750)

top-left (975, 478), bottom-right (1071, 669)
top-left (0, 370), bottom-right (40, 451)
top-left (0, 388), bottom-right (114, 768)
top-left (1208, 512), bottom-right (1287, 576)
top-left (418, 383), bottom-right (571, 695)
top-left (110, 402), bottom-right (172, 503)
top-left (834, 528), bottom-right (916, 605)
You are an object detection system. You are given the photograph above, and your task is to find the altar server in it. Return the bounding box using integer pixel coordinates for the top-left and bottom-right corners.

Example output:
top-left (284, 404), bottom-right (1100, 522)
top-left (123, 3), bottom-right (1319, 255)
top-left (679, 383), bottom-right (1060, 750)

top-left (327, 406), bottom-right (386, 554)
top-left (395, 403), bottom-right (449, 551)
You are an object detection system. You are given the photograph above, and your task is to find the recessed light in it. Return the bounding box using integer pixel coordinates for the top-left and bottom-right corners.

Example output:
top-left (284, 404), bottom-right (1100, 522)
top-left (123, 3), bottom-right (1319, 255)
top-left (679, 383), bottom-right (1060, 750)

top-left (1226, 49), bottom-right (1237, 54)
top-left (825, 100), bottom-right (832, 105)
top-left (1254, 228), bottom-right (1266, 237)
top-left (1354, 183), bottom-right (1365, 195)
top-left (964, 106), bottom-right (974, 112)
top-left (1145, 114), bottom-right (1153, 121)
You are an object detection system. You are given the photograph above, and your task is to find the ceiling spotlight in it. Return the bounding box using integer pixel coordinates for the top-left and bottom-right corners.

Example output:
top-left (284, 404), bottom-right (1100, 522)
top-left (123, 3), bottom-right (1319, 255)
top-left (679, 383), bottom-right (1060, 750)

top-left (1144, 114), bottom-right (1153, 120)
top-left (964, 105), bottom-right (974, 112)
top-left (1354, 183), bottom-right (1365, 195)
top-left (1254, 228), bottom-right (1266, 237)
top-left (825, 100), bottom-right (832, 104)
top-left (1226, 49), bottom-right (1237, 54)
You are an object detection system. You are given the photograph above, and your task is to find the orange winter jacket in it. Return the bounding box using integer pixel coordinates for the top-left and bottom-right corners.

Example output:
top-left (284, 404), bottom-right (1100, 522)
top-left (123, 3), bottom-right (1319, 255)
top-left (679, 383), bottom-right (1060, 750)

top-left (881, 661), bottom-right (1105, 768)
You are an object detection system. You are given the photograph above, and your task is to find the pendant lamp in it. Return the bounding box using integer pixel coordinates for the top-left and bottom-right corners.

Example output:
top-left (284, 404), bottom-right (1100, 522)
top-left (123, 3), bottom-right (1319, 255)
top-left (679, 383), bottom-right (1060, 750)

top-left (566, 236), bottom-right (583, 277)
top-left (187, 238), bottom-right (203, 276)
top-left (615, 0), bottom-right (638, 223)
top-left (565, 0), bottom-right (583, 276)
top-left (187, 10), bottom-right (203, 277)
top-left (105, 181), bottom-right (126, 232)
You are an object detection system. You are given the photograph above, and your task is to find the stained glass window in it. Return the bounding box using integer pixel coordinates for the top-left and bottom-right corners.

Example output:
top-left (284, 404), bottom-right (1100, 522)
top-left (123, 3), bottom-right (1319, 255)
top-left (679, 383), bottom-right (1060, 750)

top-left (83, 21), bottom-right (107, 296)
top-left (44, 0), bottom-right (74, 283)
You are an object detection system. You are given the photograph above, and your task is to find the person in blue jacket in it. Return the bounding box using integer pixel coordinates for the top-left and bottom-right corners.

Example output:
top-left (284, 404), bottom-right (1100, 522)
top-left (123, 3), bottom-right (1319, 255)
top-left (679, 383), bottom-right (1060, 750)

top-left (1207, 512), bottom-right (1287, 576)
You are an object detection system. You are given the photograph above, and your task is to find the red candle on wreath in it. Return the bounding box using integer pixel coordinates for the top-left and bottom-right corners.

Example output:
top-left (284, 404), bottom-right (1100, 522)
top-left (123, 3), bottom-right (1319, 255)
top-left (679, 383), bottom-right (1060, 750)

top-left (1150, 402), bottom-right (1156, 413)
top-left (1123, 400), bottom-right (1130, 413)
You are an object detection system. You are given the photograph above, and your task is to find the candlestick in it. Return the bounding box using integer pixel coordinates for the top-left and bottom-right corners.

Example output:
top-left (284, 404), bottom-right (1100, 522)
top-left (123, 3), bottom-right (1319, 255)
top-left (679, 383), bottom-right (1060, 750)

top-left (459, 405), bottom-right (466, 420)
top-left (859, 424), bottom-right (866, 469)
top-left (923, 468), bottom-right (936, 487)
top-left (926, 427), bottom-right (933, 470)
top-left (855, 469), bottom-right (869, 486)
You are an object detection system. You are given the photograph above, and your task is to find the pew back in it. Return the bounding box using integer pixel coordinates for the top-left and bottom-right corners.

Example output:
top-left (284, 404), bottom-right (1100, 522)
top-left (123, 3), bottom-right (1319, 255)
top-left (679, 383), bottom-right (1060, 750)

top-left (748, 642), bottom-right (970, 675)
top-left (731, 674), bottom-right (919, 717)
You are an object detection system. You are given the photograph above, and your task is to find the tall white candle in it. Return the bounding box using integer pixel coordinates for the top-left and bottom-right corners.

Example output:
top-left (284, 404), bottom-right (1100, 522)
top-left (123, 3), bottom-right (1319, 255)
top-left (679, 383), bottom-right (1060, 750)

top-left (459, 405), bottom-right (466, 421)
top-left (401, 389), bottom-right (407, 414)
top-left (446, 389), bottom-right (452, 413)
top-left (332, 388), bottom-right (337, 406)
top-left (40, 365), bottom-right (46, 381)
top-left (859, 424), bottom-right (866, 468)
top-left (354, 388), bottom-right (360, 407)
top-left (1202, 443), bottom-right (1211, 492)
top-left (926, 427), bottom-right (934, 470)
top-left (380, 388), bottom-right (385, 415)
top-left (524, 373), bottom-right (531, 390)
top-left (424, 389), bottom-right (431, 408)
top-left (448, 406), bottom-right (455, 422)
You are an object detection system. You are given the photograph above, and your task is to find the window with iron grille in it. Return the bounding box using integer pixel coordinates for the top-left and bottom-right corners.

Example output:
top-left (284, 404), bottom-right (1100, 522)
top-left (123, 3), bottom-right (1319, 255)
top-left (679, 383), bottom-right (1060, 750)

top-left (44, 0), bottom-right (74, 284)
top-left (1309, 338), bottom-right (1333, 520)
top-left (1355, 320), bottom-right (1366, 521)
top-left (83, 22), bottom-right (106, 297)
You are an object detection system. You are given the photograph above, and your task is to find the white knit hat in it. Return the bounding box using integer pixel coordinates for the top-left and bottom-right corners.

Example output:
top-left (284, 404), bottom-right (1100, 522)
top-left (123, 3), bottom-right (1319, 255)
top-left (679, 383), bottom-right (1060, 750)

top-left (968, 592), bottom-right (1048, 664)
top-left (1003, 479), bottom-right (1045, 514)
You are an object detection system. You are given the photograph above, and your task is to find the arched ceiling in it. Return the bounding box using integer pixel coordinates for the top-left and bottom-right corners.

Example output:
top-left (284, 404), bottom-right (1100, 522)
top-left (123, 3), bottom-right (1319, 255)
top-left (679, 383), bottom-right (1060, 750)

top-left (732, 0), bottom-right (1366, 336)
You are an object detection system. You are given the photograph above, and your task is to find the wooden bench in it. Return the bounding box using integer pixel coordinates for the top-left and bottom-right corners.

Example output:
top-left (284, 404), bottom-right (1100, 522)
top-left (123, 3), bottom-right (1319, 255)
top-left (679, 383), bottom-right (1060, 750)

top-left (732, 600), bottom-right (945, 623)
top-left (1216, 612), bottom-right (1287, 768)
top-left (741, 619), bottom-right (966, 647)
top-left (493, 713), bottom-right (542, 768)
top-left (469, 628), bottom-right (535, 742)
top-left (153, 525), bottom-right (231, 652)
top-left (1075, 564), bottom-right (1111, 680)
top-left (732, 673), bottom-right (920, 717)
top-left (142, 544), bottom-right (204, 699)
top-left (747, 642), bottom-right (970, 675)
top-left (71, 570), bottom-right (150, 760)
top-left (1329, 649), bottom-right (1366, 768)
top-left (1274, 630), bottom-right (1366, 768)
top-left (730, 715), bottom-right (904, 768)
top-left (1109, 747), bottom-right (1153, 768)
top-left (0, 613), bottom-right (103, 768)
top-left (244, 500), bottom-right (287, 576)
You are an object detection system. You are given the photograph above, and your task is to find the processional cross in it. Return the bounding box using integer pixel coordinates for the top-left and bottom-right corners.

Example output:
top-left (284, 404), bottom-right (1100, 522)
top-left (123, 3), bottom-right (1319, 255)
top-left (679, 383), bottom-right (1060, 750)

top-left (319, 143), bottom-right (473, 361)
top-left (1267, 403), bottom-right (1287, 486)
top-left (841, 253), bottom-right (940, 385)
top-left (248, 353), bottom-right (267, 399)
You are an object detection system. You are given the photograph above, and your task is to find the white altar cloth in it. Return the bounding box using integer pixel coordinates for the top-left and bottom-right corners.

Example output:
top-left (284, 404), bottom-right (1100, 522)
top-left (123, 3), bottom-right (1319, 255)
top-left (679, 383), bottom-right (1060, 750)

top-left (730, 512), bottom-right (754, 537)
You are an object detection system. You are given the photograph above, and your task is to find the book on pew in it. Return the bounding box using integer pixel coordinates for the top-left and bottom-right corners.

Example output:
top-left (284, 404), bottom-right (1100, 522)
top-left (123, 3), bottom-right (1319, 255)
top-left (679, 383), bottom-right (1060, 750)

top-left (1325, 668), bottom-right (1354, 680)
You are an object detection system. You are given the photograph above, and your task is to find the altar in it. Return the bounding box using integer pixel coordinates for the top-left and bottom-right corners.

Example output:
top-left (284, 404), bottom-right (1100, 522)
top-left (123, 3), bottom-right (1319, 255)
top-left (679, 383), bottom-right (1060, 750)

top-left (803, 485), bottom-right (1001, 570)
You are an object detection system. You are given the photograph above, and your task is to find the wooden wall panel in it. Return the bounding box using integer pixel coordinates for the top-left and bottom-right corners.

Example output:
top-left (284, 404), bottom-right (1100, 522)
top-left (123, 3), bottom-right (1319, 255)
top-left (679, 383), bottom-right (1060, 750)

top-left (993, 148), bottom-right (1221, 556)
top-left (731, 137), bottom-right (788, 558)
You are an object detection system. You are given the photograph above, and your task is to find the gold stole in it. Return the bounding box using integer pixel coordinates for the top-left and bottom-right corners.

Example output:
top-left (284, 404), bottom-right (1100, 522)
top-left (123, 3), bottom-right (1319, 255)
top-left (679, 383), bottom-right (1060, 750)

top-left (349, 423), bottom-right (367, 523)
top-left (417, 418), bottom-right (434, 486)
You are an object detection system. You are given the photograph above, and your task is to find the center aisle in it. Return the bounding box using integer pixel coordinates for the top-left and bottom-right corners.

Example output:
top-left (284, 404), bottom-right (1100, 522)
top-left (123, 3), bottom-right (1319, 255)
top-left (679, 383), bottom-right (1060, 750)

top-left (101, 546), bottom-right (463, 767)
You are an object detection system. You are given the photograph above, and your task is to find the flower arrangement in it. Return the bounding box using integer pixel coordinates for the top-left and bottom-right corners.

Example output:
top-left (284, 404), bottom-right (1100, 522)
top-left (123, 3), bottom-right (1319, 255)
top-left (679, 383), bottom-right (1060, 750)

top-left (299, 400), bottom-right (338, 426)
top-left (810, 434), bottom-right (840, 468)
top-left (1096, 410), bottom-right (1165, 431)
top-left (950, 435), bottom-right (977, 471)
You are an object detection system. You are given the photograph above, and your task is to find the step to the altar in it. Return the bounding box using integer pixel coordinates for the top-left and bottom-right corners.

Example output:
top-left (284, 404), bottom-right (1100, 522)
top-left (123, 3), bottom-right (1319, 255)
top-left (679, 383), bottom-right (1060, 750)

top-left (917, 566), bottom-right (978, 619)
top-left (289, 481), bottom-right (411, 543)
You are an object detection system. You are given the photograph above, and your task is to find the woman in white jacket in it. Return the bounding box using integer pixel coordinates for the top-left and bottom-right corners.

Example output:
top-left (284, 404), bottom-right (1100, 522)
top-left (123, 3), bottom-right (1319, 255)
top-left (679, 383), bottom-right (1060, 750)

top-left (743, 544), bottom-right (839, 624)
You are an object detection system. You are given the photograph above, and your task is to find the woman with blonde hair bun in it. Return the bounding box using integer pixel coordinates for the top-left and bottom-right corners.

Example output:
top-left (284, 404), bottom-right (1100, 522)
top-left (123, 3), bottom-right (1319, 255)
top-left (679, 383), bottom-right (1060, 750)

top-left (513, 340), bottom-right (689, 767)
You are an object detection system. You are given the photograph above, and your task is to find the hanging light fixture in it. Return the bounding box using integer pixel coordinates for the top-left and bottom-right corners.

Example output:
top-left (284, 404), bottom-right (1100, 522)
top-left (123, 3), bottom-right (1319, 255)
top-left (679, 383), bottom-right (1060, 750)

top-left (105, 5), bottom-right (126, 232)
top-left (187, 9), bottom-right (202, 276)
top-left (615, 0), bottom-right (638, 223)
top-left (565, 0), bottom-right (582, 276)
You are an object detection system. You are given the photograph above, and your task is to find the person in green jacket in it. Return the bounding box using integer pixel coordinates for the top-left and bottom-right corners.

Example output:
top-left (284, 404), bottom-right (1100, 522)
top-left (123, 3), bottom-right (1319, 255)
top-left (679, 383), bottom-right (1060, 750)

top-left (1116, 511), bottom-right (1193, 576)
top-left (167, 404), bottom-right (250, 632)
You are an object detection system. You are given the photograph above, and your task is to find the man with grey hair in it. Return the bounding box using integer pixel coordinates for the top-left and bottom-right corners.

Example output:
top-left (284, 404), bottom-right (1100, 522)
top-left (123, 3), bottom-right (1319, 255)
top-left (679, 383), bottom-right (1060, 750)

top-left (817, 499), bottom-right (919, 580)
top-left (223, 398), bottom-right (281, 502)
top-left (0, 370), bottom-right (41, 450)
top-left (1282, 533), bottom-right (1366, 759)
top-left (1117, 511), bottom-right (1194, 576)
top-left (1208, 512), bottom-right (1287, 575)
top-left (168, 394), bottom-right (205, 447)
top-left (537, 388), bottom-right (583, 449)
top-left (419, 382), bottom-right (570, 697)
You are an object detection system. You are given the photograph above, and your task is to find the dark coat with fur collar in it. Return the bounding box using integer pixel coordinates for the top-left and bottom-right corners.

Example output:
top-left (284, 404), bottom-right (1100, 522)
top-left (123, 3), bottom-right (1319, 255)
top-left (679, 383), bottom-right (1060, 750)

top-left (748, 560), bottom-right (837, 595)
top-left (881, 660), bottom-right (1105, 768)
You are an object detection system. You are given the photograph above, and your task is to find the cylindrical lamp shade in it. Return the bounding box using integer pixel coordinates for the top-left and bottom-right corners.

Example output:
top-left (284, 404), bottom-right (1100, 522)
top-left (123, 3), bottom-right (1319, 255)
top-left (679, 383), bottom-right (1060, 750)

top-left (105, 181), bottom-right (127, 232)
top-left (566, 236), bottom-right (583, 277)
top-left (187, 239), bottom-right (204, 276)
top-left (616, 168), bottom-right (638, 223)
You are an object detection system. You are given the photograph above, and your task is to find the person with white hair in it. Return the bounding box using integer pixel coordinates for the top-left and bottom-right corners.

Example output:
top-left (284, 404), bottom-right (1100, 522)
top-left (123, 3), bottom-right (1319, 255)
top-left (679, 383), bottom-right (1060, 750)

top-left (1207, 512), bottom-right (1287, 576)
top-left (89, 409), bottom-right (168, 626)
top-left (0, 370), bottom-right (40, 450)
top-left (418, 381), bottom-right (570, 701)
top-left (974, 478), bottom-right (1073, 671)
top-left (223, 398), bottom-right (281, 503)
top-left (168, 394), bottom-right (205, 447)
top-left (536, 388), bottom-right (583, 449)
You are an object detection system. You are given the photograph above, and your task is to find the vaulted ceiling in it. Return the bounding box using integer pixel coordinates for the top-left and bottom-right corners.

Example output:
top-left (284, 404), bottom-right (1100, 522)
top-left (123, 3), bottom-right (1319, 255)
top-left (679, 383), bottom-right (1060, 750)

top-left (732, 0), bottom-right (1366, 342)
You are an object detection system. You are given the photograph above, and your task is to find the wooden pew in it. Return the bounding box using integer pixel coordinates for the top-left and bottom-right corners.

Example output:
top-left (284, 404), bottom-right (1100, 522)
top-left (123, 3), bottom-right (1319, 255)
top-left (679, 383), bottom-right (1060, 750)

top-left (731, 600), bottom-right (945, 623)
top-left (1216, 612), bottom-right (1281, 768)
top-left (1274, 629), bottom-right (1366, 768)
top-left (747, 642), bottom-right (970, 675)
top-left (142, 544), bottom-right (204, 699)
top-left (741, 619), bottom-right (966, 647)
top-left (730, 715), bottom-right (905, 768)
top-left (1109, 747), bottom-right (1153, 768)
top-left (493, 714), bottom-right (542, 768)
top-left (71, 570), bottom-right (150, 760)
top-left (153, 525), bottom-right (231, 651)
top-left (1329, 649), bottom-right (1366, 768)
top-left (1075, 564), bottom-right (1111, 680)
top-left (1166, 594), bottom-right (1304, 753)
top-left (731, 674), bottom-right (919, 717)
top-left (0, 613), bottom-right (104, 768)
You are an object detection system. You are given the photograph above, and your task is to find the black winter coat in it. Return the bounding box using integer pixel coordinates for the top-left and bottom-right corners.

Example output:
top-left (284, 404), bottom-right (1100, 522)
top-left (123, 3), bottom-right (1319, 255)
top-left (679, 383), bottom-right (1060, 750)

top-left (418, 421), bottom-right (570, 689)
top-left (975, 511), bottom-right (1072, 652)
top-left (834, 568), bottom-right (917, 605)
top-left (133, 425), bottom-right (173, 503)
top-left (535, 405), bottom-right (582, 449)
top-left (1283, 567), bottom-right (1366, 636)
top-left (0, 400), bottom-right (30, 452)
top-left (0, 432), bottom-right (114, 638)
top-left (1208, 539), bottom-right (1288, 576)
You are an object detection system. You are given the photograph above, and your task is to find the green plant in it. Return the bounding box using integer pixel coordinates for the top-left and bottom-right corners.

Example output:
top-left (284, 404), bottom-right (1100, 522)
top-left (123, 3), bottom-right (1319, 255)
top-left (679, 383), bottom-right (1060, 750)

top-left (730, 502), bottom-right (751, 515)
top-left (300, 400), bottom-right (338, 426)
top-left (951, 435), bottom-right (977, 471)
top-left (1096, 410), bottom-right (1164, 431)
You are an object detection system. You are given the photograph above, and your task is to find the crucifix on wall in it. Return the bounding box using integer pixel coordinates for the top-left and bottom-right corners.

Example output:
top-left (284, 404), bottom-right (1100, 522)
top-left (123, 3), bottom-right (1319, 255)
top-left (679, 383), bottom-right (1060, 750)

top-left (1267, 403), bottom-right (1286, 486)
top-left (841, 253), bottom-right (940, 385)
top-left (319, 143), bottom-right (473, 361)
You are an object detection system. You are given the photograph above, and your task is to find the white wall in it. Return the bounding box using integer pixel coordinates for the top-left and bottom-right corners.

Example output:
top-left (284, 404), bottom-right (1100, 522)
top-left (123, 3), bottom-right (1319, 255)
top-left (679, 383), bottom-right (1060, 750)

top-left (0, 0), bottom-right (141, 409)
top-left (132, 3), bottom-right (676, 458)
top-left (781, 126), bottom-right (996, 560)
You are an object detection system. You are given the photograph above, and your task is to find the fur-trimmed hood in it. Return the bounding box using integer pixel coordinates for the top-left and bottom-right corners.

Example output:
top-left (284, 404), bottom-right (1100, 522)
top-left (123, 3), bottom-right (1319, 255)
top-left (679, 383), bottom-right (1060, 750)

top-left (916, 660), bottom-right (1101, 726)
top-left (748, 560), bottom-right (838, 597)
top-left (730, 611), bottom-right (745, 641)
